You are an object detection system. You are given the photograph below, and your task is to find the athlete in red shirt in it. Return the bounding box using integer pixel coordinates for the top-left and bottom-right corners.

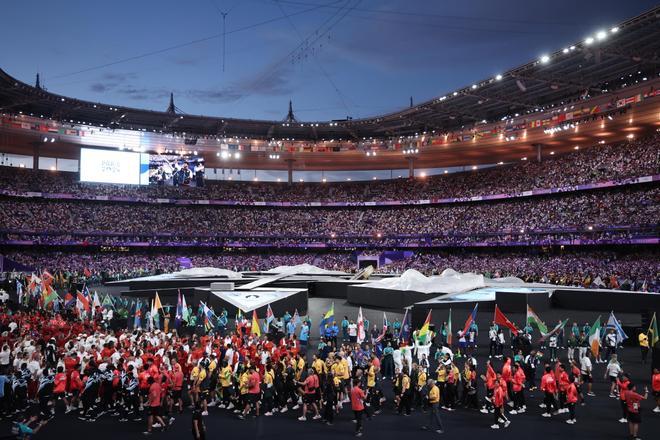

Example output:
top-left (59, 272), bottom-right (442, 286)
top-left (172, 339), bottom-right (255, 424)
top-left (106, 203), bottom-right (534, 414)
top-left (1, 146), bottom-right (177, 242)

top-left (491, 378), bottom-right (510, 429)
top-left (298, 369), bottom-right (320, 421)
top-left (350, 378), bottom-right (366, 437)
top-left (565, 377), bottom-right (579, 424)
top-left (652, 368), bottom-right (660, 413)
top-left (624, 383), bottom-right (648, 440)
top-left (540, 366), bottom-right (558, 416)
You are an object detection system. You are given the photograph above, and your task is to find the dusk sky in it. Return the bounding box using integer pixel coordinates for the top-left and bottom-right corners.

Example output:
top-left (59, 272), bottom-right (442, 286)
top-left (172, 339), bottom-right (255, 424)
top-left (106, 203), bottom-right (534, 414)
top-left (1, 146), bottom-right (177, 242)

top-left (2, 0), bottom-right (657, 122)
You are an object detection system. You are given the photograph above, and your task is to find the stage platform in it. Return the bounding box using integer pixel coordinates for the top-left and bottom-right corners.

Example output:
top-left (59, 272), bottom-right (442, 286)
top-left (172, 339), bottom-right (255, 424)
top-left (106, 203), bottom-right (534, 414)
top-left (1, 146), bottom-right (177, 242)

top-left (195, 287), bottom-right (307, 316)
top-left (410, 286), bottom-right (660, 345)
top-left (346, 284), bottom-right (442, 309)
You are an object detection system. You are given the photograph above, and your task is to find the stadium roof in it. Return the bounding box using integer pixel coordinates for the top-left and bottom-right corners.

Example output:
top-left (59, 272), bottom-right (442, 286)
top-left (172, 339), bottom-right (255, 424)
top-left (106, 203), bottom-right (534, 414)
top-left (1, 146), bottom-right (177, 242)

top-left (1, 7), bottom-right (659, 142)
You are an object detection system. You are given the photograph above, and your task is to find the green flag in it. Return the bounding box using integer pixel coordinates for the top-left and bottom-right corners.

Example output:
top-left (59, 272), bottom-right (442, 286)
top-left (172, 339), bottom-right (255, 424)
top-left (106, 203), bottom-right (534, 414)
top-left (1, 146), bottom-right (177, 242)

top-left (648, 312), bottom-right (659, 346)
top-left (526, 305), bottom-right (548, 334)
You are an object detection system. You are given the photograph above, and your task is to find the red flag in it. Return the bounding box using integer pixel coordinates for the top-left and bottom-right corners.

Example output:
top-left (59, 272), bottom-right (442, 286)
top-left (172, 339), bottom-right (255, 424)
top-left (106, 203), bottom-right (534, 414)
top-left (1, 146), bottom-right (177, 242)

top-left (494, 305), bottom-right (519, 335)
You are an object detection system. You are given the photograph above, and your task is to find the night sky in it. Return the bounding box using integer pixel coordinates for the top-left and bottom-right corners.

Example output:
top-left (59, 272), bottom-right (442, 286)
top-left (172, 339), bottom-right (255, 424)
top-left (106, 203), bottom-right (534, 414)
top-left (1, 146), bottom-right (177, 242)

top-left (2, 0), bottom-right (657, 122)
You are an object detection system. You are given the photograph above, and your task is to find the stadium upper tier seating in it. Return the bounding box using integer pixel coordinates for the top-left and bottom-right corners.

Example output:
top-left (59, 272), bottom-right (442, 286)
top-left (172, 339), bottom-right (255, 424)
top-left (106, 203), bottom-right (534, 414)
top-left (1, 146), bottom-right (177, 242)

top-left (0, 186), bottom-right (657, 238)
top-left (0, 134), bottom-right (658, 203)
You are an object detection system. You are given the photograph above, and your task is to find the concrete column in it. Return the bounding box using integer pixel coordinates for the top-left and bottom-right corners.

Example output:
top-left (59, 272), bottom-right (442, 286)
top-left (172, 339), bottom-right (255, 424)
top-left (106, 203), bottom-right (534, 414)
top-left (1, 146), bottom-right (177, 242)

top-left (286, 159), bottom-right (294, 184)
top-left (33, 142), bottom-right (40, 170)
top-left (408, 157), bottom-right (415, 178)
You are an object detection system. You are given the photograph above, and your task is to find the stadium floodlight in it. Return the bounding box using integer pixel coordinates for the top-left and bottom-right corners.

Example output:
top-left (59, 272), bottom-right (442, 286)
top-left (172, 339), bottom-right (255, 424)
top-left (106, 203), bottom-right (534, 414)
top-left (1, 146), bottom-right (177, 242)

top-left (562, 48), bottom-right (569, 54)
top-left (471, 165), bottom-right (477, 170)
top-left (50, 138), bottom-right (55, 143)
top-left (540, 54), bottom-right (550, 64)
top-left (584, 37), bottom-right (594, 45)
top-left (471, 84), bottom-right (478, 89)
top-left (234, 152), bottom-right (241, 159)
top-left (596, 30), bottom-right (607, 41)
top-left (444, 170), bottom-right (448, 174)
top-left (569, 46), bottom-right (576, 51)
top-left (610, 27), bottom-right (619, 33)
top-left (495, 74), bottom-right (502, 81)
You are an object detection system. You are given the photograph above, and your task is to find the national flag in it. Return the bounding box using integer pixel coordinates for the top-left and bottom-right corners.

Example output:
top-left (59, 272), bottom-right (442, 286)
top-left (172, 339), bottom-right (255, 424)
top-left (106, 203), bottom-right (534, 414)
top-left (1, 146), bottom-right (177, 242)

top-left (235, 308), bottom-right (243, 326)
top-left (493, 305), bottom-right (519, 335)
top-left (28, 274), bottom-right (41, 293)
top-left (133, 301), bottom-right (142, 329)
top-left (375, 312), bottom-right (388, 343)
top-left (91, 292), bottom-right (102, 317)
top-left (64, 292), bottom-right (75, 308)
top-left (251, 310), bottom-right (261, 337)
top-left (153, 292), bottom-right (163, 311)
top-left (76, 291), bottom-right (90, 312)
top-left (149, 299), bottom-right (155, 330)
top-left (540, 318), bottom-right (569, 341)
top-left (102, 294), bottom-right (115, 309)
top-left (357, 307), bottom-right (366, 343)
top-left (461, 303), bottom-right (479, 335)
top-left (42, 285), bottom-right (59, 308)
top-left (607, 312), bottom-right (628, 344)
top-left (588, 316), bottom-right (602, 357)
top-left (175, 291), bottom-right (183, 328)
top-left (201, 302), bottom-right (216, 332)
top-left (181, 293), bottom-right (190, 323)
top-left (319, 303), bottom-right (334, 332)
top-left (16, 281), bottom-right (24, 305)
top-left (41, 271), bottom-right (54, 288)
top-left (648, 312), bottom-right (659, 346)
top-left (265, 304), bottom-right (275, 327)
top-left (418, 310), bottom-right (432, 342)
top-left (292, 309), bottom-right (302, 327)
top-left (446, 309), bottom-right (453, 346)
top-left (400, 308), bottom-right (412, 341)
top-left (526, 305), bottom-right (548, 334)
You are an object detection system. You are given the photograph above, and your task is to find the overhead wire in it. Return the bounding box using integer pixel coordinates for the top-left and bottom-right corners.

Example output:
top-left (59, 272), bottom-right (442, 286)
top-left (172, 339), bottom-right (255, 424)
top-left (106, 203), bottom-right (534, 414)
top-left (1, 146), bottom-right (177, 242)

top-left (273, 0), bottom-right (354, 113)
top-left (48, 1), bottom-right (343, 80)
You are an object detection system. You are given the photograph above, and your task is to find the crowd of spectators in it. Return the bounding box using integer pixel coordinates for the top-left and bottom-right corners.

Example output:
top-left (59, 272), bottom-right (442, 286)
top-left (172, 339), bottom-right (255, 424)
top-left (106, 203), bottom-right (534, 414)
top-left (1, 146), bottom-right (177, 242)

top-left (0, 134), bottom-right (658, 203)
top-left (0, 228), bottom-right (656, 249)
top-left (0, 186), bottom-right (656, 237)
top-left (2, 249), bottom-right (657, 291)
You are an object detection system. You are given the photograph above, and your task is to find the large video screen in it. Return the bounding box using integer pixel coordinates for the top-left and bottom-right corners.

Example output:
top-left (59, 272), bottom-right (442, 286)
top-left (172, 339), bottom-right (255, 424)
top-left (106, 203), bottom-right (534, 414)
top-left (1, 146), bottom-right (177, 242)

top-left (148, 153), bottom-right (205, 187)
top-left (80, 148), bottom-right (149, 185)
